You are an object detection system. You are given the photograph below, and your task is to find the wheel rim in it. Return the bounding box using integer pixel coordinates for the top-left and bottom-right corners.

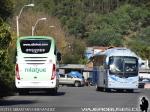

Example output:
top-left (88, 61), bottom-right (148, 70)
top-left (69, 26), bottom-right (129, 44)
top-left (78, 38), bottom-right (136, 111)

top-left (75, 82), bottom-right (79, 87)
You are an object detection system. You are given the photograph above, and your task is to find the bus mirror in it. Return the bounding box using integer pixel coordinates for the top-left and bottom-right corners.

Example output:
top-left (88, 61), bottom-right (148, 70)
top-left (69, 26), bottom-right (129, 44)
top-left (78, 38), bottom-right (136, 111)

top-left (57, 52), bottom-right (61, 61)
top-left (139, 63), bottom-right (143, 68)
top-left (106, 57), bottom-right (109, 65)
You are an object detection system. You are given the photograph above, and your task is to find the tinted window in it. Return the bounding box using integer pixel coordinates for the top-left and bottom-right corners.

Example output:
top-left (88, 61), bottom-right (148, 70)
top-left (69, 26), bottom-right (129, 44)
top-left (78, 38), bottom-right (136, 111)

top-left (59, 74), bottom-right (65, 78)
top-left (109, 56), bottom-right (138, 77)
top-left (20, 39), bottom-right (51, 54)
top-left (67, 75), bottom-right (72, 78)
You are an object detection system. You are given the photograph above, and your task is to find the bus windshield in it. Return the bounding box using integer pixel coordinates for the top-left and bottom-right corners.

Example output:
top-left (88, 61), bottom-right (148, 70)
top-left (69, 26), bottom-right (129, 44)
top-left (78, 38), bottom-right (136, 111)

top-left (20, 39), bottom-right (51, 54)
top-left (109, 56), bottom-right (138, 76)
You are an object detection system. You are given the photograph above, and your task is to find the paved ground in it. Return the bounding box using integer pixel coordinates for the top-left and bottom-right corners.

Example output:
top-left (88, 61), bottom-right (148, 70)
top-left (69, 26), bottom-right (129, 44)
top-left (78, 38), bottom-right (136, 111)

top-left (0, 86), bottom-right (150, 112)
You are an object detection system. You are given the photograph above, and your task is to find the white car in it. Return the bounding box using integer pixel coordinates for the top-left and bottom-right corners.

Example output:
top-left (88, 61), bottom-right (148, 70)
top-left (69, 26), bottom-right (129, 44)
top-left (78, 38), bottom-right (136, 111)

top-left (59, 74), bottom-right (84, 87)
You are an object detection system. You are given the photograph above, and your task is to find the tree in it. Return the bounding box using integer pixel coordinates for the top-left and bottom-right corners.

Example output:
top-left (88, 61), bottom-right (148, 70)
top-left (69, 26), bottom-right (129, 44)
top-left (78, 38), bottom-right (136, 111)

top-left (67, 18), bottom-right (86, 38)
top-left (0, 0), bottom-right (14, 20)
top-left (62, 37), bottom-right (86, 64)
top-left (128, 27), bottom-right (150, 60)
top-left (0, 0), bottom-right (15, 97)
top-left (87, 28), bottom-right (123, 47)
top-left (0, 19), bottom-right (14, 97)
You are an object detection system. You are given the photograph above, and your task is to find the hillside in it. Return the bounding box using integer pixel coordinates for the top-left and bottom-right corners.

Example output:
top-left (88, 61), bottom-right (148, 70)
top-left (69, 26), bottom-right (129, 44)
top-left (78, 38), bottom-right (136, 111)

top-left (11, 0), bottom-right (150, 62)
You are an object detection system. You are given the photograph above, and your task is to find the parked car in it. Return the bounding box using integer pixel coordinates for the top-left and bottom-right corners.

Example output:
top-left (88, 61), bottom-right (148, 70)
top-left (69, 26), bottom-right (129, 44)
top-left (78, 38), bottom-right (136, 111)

top-left (68, 71), bottom-right (83, 79)
top-left (59, 74), bottom-right (84, 87)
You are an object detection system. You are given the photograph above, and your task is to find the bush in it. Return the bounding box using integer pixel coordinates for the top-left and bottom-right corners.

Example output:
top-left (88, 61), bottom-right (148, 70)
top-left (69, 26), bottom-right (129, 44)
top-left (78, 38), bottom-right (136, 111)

top-left (62, 38), bottom-right (86, 64)
top-left (0, 20), bottom-right (14, 97)
top-left (0, 62), bottom-right (15, 97)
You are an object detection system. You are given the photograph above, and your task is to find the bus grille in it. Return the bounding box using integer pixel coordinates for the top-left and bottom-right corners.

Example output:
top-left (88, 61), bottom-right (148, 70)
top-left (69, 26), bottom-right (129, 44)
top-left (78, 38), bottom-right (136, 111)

top-left (24, 57), bottom-right (47, 64)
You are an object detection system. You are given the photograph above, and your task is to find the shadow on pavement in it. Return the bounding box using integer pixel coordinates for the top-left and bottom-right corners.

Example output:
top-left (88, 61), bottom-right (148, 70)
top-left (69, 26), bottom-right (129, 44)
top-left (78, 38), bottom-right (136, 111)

top-left (106, 89), bottom-right (141, 94)
top-left (0, 100), bottom-right (36, 106)
top-left (50, 92), bottom-right (66, 96)
top-left (96, 89), bottom-right (141, 94)
top-left (18, 91), bottom-right (66, 96)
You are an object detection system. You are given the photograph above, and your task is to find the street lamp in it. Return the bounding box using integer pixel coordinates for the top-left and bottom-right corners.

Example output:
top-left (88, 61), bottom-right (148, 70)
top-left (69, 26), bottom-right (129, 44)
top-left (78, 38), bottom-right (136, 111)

top-left (32, 18), bottom-right (47, 36)
top-left (49, 25), bottom-right (55, 36)
top-left (16, 3), bottom-right (34, 37)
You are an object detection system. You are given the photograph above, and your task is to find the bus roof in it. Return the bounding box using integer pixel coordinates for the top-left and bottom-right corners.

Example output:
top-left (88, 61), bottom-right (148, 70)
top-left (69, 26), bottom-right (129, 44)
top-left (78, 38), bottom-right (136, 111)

top-left (94, 47), bottom-right (139, 58)
top-left (17, 36), bottom-right (55, 41)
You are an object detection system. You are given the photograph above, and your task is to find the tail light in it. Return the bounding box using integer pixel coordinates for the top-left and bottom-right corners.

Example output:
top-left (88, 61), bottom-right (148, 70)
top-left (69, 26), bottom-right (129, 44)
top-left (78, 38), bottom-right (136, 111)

top-left (51, 64), bottom-right (56, 80)
top-left (16, 64), bottom-right (20, 80)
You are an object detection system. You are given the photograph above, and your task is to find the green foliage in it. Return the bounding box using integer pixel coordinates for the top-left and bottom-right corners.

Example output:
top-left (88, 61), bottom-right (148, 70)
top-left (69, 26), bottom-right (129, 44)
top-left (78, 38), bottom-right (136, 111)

top-left (26, 0), bottom-right (150, 61)
top-left (33, 0), bottom-right (55, 14)
top-left (0, 20), bottom-right (14, 97)
top-left (0, 19), bottom-right (12, 49)
top-left (0, 0), bottom-right (14, 20)
top-left (86, 4), bottom-right (150, 48)
top-left (128, 27), bottom-right (150, 60)
top-left (87, 29), bottom-right (123, 46)
top-left (62, 39), bottom-right (86, 64)
top-left (50, 0), bottom-right (121, 38)
top-left (10, 0), bottom-right (150, 62)
top-left (0, 61), bottom-right (14, 97)
top-left (78, 58), bottom-right (88, 65)
top-left (67, 18), bottom-right (86, 38)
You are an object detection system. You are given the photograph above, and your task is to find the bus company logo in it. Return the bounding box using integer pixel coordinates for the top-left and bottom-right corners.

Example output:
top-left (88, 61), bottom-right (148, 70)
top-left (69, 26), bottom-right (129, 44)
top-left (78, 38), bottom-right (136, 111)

top-left (25, 67), bottom-right (46, 73)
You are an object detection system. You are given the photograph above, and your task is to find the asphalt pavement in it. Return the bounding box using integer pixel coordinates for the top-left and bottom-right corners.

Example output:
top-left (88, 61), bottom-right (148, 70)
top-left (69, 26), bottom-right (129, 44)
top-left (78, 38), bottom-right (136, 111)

top-left (0, 86), bottom-right (150, 112)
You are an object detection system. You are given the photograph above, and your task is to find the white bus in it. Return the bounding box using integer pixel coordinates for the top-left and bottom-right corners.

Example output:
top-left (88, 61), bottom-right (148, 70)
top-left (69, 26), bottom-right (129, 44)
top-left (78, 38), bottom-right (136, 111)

top-left (92, 47), bottom-right (139, 92)
top-left (15, 36), bottom-right (61, 95)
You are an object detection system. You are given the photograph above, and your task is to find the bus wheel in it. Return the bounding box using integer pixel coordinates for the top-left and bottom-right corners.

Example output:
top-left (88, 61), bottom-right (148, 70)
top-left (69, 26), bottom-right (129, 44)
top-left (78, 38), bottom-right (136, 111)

top-left (96, 85), bottom-right (101, 91)
top-left (52, 88), bottom-right (58, 94)
top-left (96, 86), bottom-right (100, 91)
top-left (18, 90), bottom-right (29, 95)
top-left (104, 88), bottom-right (111, 92)
top-left (117, 89), bottom-right (124, 92)
top-left (48, 88), bottom-right (58, 95)
top-left (74, 81), bottom-right (80, 87)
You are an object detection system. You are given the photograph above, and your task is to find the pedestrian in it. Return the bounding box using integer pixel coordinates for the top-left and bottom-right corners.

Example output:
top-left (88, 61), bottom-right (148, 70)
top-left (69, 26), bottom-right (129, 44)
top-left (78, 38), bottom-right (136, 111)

top-left (140, 97), bottom-right (149, 112)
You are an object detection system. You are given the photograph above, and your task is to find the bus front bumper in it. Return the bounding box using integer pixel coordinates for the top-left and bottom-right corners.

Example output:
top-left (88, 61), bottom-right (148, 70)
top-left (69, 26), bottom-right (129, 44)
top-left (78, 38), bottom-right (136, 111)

top-left (15, 80), bottom-right (58, 89)
top-left (108, 77), bottom-right (139, 89)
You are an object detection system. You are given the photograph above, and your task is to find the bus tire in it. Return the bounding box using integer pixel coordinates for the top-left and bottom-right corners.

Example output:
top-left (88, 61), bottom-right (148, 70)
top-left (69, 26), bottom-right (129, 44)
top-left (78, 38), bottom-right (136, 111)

top-left (96, 85), bottom-right (101, 91)
top-left (117, 89), bottom-right (124, 92)
top-left (96, 87), bottom-right (100, 91)
top-left (106, 88), bottom-right (111, 92)
top-left (74, 81), bottom-right (81, 87)
top-left (52, 88), bottom-right (58, 94)
top-left (103, 88), bottom-right (106, 92)
top-left (48, 88), bottom-right (58, 94)
top-left (18, 90), bottom-right (29, 95)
